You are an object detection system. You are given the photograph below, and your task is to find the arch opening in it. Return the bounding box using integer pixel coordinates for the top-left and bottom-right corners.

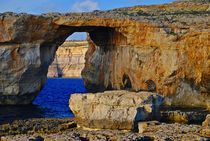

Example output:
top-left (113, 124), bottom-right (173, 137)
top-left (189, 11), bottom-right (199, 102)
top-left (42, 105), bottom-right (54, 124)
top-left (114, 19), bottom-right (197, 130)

top-left (122, 74), bottom-right (132, 90)
top-left (32, 26), bottom-right (126, 117)
top-left (33, 31), bottom-right (89, 118)
top-left (47, 32), bottom-right (88, 78)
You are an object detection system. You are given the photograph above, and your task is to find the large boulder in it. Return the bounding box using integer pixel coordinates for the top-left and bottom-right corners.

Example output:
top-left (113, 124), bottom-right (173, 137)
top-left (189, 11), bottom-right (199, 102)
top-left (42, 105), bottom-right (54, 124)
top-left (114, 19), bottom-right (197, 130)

top-left (69, 90), bottom-right (163, 130)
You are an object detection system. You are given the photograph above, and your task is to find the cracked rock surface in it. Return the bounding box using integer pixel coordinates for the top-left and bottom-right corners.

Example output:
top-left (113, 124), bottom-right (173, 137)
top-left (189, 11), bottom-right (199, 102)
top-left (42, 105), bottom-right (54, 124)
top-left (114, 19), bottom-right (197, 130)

top-left (0, 0), bottom-right (209, 109)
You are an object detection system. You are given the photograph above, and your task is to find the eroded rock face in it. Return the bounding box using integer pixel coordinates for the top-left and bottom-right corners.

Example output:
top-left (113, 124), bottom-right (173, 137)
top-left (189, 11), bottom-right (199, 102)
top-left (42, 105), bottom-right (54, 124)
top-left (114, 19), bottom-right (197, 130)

top-left (0, 13), bottom-right (72, 104)
top-left (202, 114), bottom-right (210, 137)
top-left (0, 0), bottom-right (209, 106)
top-left (69, 90), bottom-right (163, 130)
top-left (47, 41), bottom-right (88, 78)
top-left (203, 114), bottom-right (210, 127)
top-left (160, 107), bottom-right (209, 124)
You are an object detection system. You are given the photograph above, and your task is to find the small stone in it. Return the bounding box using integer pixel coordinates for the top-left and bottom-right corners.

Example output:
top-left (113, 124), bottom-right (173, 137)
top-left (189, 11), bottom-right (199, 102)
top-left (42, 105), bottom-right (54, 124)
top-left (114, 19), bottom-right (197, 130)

top-left (164, 137), bottom-right (173, 141)
top-left (202, 114), bottom-right (210, 127)
top-left (138, 122), bottom-right (148, 133)
top-left (133, 136), bottom-right (154, 141)
top-left (28, 136), bottom-right (44, 141)
top-left (138, 121), bottom-right (159, 133)
top-left (1, 137), bottom-right (7, 141)
top-left (59, 121), bottom-right (77, 130)
top-left (201, 114), bottom-right (210, 137)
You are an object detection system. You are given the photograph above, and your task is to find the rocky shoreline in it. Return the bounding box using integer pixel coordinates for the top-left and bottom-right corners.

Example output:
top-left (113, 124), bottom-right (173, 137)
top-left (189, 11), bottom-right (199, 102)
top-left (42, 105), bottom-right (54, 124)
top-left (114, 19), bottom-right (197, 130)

top-left (0, 117), bottom-right (209, 141)
top-left (1, 90), bottom-right (209, 141)
top-left (0, 0), bottom-right (209, 140)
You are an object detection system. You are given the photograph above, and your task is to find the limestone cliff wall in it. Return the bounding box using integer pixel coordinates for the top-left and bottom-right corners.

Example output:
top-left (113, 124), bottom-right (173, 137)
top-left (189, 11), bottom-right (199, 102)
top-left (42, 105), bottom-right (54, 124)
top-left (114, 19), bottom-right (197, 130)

top-left (0, 1), bottom-right (209, 107)
top-left (47, 41), bottom-right (88, 78)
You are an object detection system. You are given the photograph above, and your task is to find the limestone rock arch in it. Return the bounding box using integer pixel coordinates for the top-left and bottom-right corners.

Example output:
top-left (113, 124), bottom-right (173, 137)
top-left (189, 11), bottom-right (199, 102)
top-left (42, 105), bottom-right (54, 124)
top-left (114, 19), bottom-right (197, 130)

top-left (0, 0), bottom-right (209, 109)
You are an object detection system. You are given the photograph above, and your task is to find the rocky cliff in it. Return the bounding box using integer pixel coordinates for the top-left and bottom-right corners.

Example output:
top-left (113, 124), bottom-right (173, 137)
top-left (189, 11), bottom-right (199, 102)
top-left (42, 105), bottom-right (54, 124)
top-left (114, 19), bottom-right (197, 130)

top-left (0, 0), bottom-right (209, 107)
top-left (47, 41), bottom-right (88, 78)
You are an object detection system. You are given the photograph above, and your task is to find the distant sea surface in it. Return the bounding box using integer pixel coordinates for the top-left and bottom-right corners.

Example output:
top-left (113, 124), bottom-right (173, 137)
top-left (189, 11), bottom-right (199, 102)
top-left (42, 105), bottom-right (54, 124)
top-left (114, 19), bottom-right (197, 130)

top-left (0, 78), bottom-right (87, 124)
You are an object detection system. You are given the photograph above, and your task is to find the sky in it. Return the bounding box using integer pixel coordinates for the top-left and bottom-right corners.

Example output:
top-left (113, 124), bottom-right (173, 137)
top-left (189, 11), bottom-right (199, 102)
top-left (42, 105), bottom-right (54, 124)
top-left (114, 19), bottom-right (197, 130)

top-left (0, 0), bottom-right (176, 40)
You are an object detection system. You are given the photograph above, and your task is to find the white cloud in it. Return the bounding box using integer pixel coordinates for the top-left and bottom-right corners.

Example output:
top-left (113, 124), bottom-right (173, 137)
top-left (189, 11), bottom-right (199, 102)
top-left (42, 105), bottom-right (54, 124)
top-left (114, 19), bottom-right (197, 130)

top-left (71, 0), bottom-right (99, 12)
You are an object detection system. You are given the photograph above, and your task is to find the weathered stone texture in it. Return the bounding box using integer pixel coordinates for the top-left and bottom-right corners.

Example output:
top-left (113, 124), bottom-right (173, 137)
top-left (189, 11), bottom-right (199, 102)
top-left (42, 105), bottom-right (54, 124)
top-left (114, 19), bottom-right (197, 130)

top-left (69, 90), bottom-right (163, 130)
top-left (0, 0), bottom-right (209, 106)
top-left (47, 41), bottom-right (88, 78)
top-left (202, 114), bottom-right (210, 137)
top-left (160, 107), bottom-right (209, 124)
top-left (203, 114), bottom-right (210, 127)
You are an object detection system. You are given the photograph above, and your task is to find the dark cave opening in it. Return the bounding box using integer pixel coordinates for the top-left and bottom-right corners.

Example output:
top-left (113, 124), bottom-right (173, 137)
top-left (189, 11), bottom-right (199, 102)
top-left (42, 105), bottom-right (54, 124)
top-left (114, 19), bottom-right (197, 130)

top-left (122, 74), bottom-right (132, 90)
top-left (145, 80), bottom-right (156, 92)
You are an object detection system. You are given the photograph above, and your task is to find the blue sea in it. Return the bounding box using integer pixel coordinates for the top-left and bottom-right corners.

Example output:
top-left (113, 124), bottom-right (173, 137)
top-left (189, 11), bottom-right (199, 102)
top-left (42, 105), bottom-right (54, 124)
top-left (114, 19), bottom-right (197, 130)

top-left (0, 78), bottom-right (87, 123)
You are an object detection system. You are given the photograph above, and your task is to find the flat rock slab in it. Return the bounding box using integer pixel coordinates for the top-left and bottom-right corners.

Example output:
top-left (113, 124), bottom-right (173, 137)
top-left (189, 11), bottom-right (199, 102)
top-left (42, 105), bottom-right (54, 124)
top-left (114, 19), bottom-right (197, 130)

top-left (160, 107), bottom-right (209, 124)
top-left (69, 90), bottom-right (163, 130)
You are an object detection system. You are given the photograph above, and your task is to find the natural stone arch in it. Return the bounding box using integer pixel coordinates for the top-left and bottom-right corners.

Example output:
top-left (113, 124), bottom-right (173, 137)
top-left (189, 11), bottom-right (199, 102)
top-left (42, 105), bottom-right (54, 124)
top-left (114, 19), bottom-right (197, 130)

top-left (0, 0), bottom-right (209, 109)
top-left (0, 17), bottom-right (128, 104)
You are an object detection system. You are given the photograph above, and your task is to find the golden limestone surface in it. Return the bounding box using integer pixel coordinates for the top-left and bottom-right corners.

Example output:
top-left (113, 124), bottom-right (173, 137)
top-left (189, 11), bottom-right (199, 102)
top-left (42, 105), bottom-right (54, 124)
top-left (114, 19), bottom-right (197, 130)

top-left (47, 41), bottom-right (88, 78)
top-left (0, 0), bottom-right (209, 107)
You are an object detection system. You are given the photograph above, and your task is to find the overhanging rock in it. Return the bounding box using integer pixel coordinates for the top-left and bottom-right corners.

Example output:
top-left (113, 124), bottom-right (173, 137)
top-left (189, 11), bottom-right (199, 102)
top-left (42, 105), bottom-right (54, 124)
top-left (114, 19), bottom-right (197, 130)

top-left (0, 0), bottom-right (209, 107)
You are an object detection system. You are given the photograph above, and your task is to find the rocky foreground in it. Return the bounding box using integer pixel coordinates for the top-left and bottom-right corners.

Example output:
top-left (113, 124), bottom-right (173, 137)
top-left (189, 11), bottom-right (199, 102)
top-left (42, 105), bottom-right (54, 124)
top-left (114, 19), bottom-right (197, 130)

top-left (0, 90), bottom-right (209, 140)
top-left (0, 90), bottom-right (209, 141)
top-left (0, 117), bottom-right (209, 141)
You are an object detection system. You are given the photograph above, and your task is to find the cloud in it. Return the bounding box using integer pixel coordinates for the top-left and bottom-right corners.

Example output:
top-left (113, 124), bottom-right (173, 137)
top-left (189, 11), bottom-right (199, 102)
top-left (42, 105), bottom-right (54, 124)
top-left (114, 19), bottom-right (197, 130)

top-left (71, 0), bottom-right (99, 12)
